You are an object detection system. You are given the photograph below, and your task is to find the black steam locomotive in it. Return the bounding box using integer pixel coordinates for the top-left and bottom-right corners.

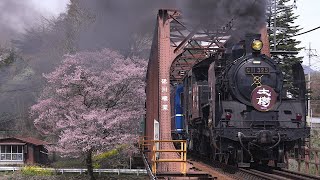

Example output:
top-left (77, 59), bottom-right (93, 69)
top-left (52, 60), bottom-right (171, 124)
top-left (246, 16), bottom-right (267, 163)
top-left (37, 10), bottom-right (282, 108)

top-left (171, 34), bottom-right (310, 167)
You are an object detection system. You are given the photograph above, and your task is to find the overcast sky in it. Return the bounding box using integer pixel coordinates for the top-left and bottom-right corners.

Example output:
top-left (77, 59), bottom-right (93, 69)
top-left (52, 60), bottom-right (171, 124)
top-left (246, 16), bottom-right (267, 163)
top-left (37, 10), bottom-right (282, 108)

top-left (4, 0), bottom-right (319, 70)
top-left (37, 0), bottom-right (319, 70)
top-left (295, 0), bottom-right (320, 70)
top-left (30, 0), bottom-right (69, 17)
top-left (0, 0), bottom-right (69, 45)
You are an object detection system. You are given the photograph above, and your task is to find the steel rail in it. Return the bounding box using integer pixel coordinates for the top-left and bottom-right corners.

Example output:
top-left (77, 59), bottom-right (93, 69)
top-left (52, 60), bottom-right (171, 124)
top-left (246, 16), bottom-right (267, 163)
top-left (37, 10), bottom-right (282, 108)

top-left (239, 168), bottom-right (287, 180)
top-left (190, 151), bottom-right (320, 180)
top-left (272, 169), bottom-right (320, 180)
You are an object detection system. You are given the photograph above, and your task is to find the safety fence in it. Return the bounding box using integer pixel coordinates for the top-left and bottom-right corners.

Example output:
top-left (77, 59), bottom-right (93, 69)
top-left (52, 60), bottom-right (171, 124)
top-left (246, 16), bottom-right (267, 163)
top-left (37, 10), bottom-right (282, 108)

top-left (0, 166), bottom-right (147, 175)
top-left (286, 146), bottom-right (320, 176)
top-left (141, 151), bottom-right (157, 179)
top-left (139, 137), bottom-right (187, 175)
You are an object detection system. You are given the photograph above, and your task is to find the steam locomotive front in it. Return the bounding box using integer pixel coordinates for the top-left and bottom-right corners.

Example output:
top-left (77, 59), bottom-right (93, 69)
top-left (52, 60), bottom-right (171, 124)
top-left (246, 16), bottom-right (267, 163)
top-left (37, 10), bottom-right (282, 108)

top-left (216, 37), bottom-right (309, 166)
top-left (222, 40), bottom-right (283, 143)
top-left (228, 50), bottom-right (284, 145)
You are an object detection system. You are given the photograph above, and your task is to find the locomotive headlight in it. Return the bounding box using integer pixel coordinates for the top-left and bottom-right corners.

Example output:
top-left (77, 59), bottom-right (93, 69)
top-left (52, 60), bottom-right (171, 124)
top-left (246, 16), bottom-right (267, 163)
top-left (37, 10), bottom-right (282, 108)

top-left (251, 39), bottom-right (263, 51)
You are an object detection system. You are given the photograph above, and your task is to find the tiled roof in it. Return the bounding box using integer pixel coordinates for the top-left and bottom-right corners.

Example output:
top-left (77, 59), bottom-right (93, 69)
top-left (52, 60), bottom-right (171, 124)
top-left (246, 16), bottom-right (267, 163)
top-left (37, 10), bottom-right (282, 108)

top-left (0, 137), bottom-right (49, 146)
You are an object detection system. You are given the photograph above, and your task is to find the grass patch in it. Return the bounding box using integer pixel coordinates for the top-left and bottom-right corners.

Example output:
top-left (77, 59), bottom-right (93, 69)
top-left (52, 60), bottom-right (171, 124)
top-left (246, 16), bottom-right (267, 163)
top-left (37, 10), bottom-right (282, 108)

top-left (21, 165), bottom-right (54, 176)
top-left (51, 158), bottom-right (86, 168)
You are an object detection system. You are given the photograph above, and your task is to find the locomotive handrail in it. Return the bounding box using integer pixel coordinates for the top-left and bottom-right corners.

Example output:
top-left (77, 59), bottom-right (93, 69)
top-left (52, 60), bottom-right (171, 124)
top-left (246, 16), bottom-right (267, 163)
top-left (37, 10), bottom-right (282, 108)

top-left (217, 120), bottom-right (309, 128)
top-left (218, 119), bottom-right (309, 129)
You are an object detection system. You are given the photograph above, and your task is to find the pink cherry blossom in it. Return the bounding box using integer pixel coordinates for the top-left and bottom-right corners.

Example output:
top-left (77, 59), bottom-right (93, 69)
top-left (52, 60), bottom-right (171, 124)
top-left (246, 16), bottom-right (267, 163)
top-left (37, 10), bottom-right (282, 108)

top-left (31, 49), bottom-right (146, 158)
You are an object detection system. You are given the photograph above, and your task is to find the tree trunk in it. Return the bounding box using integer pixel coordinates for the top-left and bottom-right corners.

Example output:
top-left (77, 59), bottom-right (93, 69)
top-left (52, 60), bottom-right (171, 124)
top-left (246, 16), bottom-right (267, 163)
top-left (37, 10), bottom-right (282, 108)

top-left (86, 149), bottom-right (95, 180)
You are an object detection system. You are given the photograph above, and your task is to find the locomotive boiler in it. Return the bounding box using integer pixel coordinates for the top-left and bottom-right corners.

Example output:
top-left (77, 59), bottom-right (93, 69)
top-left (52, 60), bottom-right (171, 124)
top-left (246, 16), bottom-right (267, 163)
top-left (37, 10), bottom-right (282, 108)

top-left (171, 34), bottom-right (310, 167)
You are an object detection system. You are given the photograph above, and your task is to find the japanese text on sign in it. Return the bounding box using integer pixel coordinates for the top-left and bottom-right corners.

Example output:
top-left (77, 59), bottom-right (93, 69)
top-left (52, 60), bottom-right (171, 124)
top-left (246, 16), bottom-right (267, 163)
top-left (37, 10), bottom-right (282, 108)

top-left (161, 78), bottom-right (169, 111)
top-left (251, 85), bottom-right (277, 112)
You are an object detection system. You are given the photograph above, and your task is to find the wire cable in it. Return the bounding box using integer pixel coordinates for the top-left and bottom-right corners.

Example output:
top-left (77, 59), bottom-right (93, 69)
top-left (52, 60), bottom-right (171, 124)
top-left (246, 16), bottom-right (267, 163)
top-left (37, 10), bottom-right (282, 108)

top-left (276, 26), bottom-right (320, 46)
top-left (293, 26), bottom-right (320, 37)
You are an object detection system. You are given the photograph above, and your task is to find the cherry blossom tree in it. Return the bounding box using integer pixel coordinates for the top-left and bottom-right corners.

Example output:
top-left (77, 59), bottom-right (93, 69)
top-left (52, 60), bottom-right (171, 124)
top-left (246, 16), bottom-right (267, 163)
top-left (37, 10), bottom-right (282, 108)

top-left (31, 49), bottom-right (146, 180)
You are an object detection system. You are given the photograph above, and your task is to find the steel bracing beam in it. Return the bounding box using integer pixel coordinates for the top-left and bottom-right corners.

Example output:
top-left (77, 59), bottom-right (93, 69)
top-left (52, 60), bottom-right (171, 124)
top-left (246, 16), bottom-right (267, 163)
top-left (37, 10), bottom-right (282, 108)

top-left (168, 11), bottom-right (231, 83)
top-left (146, 9), bottom-right (232, 173)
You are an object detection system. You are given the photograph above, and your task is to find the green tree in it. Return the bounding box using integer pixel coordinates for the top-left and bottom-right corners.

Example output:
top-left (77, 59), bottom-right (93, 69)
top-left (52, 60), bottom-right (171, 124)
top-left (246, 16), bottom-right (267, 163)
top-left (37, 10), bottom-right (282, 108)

top-left (268, 0), bottom-right (304, 94)
top-left (268, 0), bottom-right (303, 64)
top-left (0, 46), bottom-right (16, 67)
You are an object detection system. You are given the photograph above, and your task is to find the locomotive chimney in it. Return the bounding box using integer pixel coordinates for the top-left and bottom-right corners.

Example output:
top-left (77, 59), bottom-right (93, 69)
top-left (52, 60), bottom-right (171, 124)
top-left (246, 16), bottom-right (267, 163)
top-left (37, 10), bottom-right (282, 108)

top-left (245, 33), bottom-right (261, 55)
top-left (260, 25), bottom-right (271, 57)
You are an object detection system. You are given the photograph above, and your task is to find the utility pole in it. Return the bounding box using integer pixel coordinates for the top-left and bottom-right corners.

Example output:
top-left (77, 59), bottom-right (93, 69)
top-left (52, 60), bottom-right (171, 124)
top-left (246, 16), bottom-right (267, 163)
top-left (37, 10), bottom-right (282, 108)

top-left (307, 43), bottom-right (316, 126)
top-left (273, 0), bottom-right (277, 51)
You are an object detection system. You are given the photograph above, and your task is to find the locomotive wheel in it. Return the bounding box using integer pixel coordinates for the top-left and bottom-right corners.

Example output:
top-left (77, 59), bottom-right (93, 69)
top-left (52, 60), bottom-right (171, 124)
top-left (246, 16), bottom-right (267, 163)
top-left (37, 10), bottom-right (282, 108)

top-left (210, 147), bottom-right (217, 160)
top-left (227, 151), bottom-right (237, 165)
top-left (278, 149), bottom-right (284, 163)
top-left (218, 154), bottom-right (223, 162)
top-left (237, 149), bottom-right (243, 164)
top-left (213, 137), bottom-right (223, 162)
top-left (261, 160), bottom-right (270, 166)
top-left (236, 149), bottom-right (251, 167)
top-left (224, 153), bottom-right (229, 164)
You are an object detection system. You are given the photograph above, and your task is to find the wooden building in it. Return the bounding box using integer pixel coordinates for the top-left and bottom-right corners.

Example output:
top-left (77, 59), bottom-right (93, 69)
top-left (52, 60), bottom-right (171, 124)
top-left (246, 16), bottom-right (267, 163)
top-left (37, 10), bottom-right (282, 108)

top-left (0, 137), bottom-right (49, 165)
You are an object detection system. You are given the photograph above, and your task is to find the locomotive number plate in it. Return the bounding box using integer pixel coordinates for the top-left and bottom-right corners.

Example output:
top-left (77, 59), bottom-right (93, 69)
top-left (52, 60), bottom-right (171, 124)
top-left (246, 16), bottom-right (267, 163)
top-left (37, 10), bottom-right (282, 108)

top-left (245, 67), bottom-right (269, 74)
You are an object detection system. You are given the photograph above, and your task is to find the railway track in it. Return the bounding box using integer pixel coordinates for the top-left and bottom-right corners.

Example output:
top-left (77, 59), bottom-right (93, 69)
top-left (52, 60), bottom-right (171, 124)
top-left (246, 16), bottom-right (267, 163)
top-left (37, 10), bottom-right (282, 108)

top-left (240, 167), bottom-right (320, 180)
top-left (276, 168), bottom-right (320, 180)
top-left (188, 153), bottom-right (320, 180)
top-left (142, 151), bottom-right (320, 179)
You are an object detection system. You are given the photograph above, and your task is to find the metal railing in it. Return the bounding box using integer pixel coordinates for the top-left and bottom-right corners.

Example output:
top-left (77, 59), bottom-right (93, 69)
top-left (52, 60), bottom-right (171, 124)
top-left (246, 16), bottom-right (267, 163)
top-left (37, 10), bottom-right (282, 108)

top-left (151, 140), bottom-right (187, 175)
top-left (139, 136), bottom-right (153, 151)
top-left (139, 136), bottom-right (157, 179)
top-left (142, 152), bottom-right (157, 179)
top-left (286, 146), bottom-right (320, 176)
top-left (0, 167), bottom-right (147, 175)
top-left (139, 137), bottom-right (187, 175)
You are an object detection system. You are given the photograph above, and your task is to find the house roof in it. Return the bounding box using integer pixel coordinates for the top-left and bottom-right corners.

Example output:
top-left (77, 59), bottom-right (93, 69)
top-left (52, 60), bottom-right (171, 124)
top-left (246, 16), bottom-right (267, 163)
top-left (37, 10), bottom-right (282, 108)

top-left (15, 137), bottom-right (49, 146)
top-left (0, 137), bottom-right (49, 146)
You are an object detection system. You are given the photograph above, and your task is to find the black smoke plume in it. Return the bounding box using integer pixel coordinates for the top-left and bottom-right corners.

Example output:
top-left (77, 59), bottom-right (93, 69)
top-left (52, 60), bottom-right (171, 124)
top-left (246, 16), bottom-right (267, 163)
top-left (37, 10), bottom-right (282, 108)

top-left (0, 0), bottom-right (269, 135)
top-left (72, 0), bottom-right (269, 54)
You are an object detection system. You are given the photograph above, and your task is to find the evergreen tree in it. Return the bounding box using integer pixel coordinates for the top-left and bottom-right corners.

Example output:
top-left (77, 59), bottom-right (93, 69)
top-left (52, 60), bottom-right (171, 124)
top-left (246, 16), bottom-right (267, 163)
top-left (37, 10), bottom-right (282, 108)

top-left (268, 0), bottom-right (304, 95)
top-left (268, 0), bottom-right (303, 66)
